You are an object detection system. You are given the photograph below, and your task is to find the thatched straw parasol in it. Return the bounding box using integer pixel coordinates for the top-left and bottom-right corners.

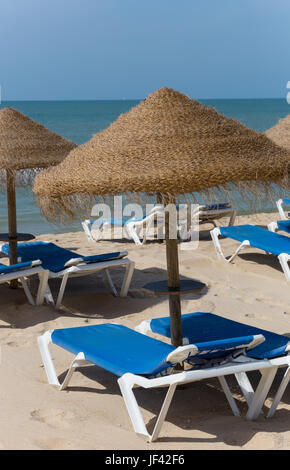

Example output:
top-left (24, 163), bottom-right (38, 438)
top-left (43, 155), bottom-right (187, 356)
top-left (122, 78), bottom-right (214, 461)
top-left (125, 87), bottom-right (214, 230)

top-left (265, 115), bottom-right (290, 151)
top-left (33, 87), bottom-right (290, 345)
top-left (0, 107), bottom-right (77, 278)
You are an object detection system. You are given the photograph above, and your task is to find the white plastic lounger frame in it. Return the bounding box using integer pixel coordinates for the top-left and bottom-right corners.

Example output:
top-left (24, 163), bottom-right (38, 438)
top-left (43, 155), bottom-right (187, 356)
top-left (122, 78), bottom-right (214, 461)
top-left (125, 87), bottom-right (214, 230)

top-left (210, 226), bottom-right (290, 282)
top-left (0, 262), bottom-right (49, 306)
top-left (195, 206), bottom-right (236, 227)
top-left (82, 206), bottom-right (165, 246)
top-left (277, 199), bottom-right (290, 220)
top-left (44, 255), bottom-right (135, 309)
top-left (38, 329), bottom-right (290, 442)
top-left (268, 221), bottom-right (279, 233)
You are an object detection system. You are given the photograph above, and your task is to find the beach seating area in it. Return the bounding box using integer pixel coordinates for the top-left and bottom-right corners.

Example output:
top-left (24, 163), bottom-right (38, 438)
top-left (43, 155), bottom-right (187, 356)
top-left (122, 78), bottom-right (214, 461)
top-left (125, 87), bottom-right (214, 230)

top-left (0, 241), bottom-right (134, 308)
top-left (0, 202), bottom-right (289, 448)
top-left (0, 90), bottom-right (289, 450)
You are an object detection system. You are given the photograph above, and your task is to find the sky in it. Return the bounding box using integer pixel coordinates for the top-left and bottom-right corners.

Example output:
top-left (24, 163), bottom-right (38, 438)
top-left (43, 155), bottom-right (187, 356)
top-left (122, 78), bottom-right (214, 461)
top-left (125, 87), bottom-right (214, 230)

top-left (0, 0), bottom-right (290, 100)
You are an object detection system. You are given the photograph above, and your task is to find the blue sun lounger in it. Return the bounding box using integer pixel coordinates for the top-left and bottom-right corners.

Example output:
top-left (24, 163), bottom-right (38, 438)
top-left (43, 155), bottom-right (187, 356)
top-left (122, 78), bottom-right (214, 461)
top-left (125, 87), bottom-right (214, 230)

top-left (0, 241), bottom-right (135, 308)
top-left (210, 224), bottom-right (290, 281)
top-left (82, 205), bottom-right (165, 246)
top-left (39, 321), bottom-right (285, 441)
top-left (136, 312), bottom-right (290, 422)
top-left (194, 202), bottom-right (236, 227)
top-left (0, 259), bottom-right (48, 305)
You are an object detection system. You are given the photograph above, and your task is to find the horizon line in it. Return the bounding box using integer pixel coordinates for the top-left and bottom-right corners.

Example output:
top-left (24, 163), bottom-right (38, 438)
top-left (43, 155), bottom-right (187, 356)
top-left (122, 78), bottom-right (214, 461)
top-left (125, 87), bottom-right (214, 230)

top-left (0, 97), bottom-right (287, 102)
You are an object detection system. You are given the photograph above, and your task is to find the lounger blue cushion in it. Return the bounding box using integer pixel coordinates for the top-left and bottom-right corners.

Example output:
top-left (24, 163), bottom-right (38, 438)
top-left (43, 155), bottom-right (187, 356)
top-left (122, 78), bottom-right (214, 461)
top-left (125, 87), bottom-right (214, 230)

top-left (277, 220), bottom-right (290, 234)
top-left (150, 312), bottom-right (290, 360)
top-left (1, 242), bottom-right (124, 273)
top-left (203, 203), bottom-right (231, 210)
top-left (0, 260), bottom-right (41, 275)
top-left (80, 253), bottom-right (126, 264)
top-left (219, 224), bottom-right (290, 256)
top-left (51, 323), bottom-right (175, 377)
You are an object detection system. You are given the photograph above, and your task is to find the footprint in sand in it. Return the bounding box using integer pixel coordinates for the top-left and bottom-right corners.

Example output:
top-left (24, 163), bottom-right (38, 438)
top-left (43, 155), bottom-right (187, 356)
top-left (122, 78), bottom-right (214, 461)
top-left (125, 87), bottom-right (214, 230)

top-left (30, 408), bottom-right (75, 429)
top-left (33, 437), bottom-right (99, 450)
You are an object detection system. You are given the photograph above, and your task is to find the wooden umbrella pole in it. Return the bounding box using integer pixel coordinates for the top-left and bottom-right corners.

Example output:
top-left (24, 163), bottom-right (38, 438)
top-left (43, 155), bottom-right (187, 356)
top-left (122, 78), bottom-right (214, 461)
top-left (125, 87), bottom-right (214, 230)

top-left (6, 169), bottom-right (18, 288)
top-left (165, 208), bottom-right (182, 347)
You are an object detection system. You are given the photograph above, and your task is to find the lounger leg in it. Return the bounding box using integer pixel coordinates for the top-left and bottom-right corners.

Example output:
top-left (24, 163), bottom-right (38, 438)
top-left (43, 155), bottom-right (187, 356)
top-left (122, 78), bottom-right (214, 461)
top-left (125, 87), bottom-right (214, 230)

top-left (234, 371), bottom-right (265, 416)
top-left (143, 218), bottom-right (153, 245)
top-left (36, 270), bottom-right (50, 306)
top-left (43, 281), bottom-right (55, 306)
top-left (229, 210), bottom-right (237, 226)
top-left (126, 223), bottom-right (142, 246)
top-left (38, 331), bottom-right (61, 387)
top-left (20, 277), bottom-right (35, 305)
top-left (211, 228), bottom-right (250, 263)
top-left (218, 376), bottom-right (240, 417)
top-left (235, 372), bottom-right (255, 407)
top-left (278, 254), bottom-right (290, 282)
top-left (55, 273), bottom-right (69, 309)
top-left (118, 375), bottom-right (150, 439)
top-left (104, 269), bottom-right (118, 296)
top-left (120, 261), bottom-right (135, 297)
top-left (93, 225), bottom-right (104, 242)
top-left (150, 384), bottom-right (177, 442)
top-left (267, 365), bottom-right (290, 418)
top-left (118, 374), bottom-right (177, 442)
top-left (59, 353), bottom-right (90, 391)
top-left (211, 228), bottom-right (225, 260)
top-left (81, 221), bottom-right (93, 242)
top-left (246, 367), bottom-right (278, 420)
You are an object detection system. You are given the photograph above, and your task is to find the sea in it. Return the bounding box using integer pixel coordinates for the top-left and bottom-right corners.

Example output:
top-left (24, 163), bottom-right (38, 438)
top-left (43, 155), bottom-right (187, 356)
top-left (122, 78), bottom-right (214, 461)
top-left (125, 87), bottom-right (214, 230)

top-left (0, 98), bottom-right (289, 235)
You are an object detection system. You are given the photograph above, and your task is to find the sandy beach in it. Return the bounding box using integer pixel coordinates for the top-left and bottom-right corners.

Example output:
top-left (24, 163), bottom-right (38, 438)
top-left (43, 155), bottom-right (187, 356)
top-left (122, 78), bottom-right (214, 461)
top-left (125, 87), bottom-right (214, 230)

top-left (0, 211), bottom-right (289, 450)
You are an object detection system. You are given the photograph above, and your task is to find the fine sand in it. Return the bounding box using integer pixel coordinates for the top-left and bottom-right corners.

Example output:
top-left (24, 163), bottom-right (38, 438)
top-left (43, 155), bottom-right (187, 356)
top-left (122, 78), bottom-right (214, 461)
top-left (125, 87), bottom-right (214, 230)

top-left (0, 211), bottom-right (289, 450)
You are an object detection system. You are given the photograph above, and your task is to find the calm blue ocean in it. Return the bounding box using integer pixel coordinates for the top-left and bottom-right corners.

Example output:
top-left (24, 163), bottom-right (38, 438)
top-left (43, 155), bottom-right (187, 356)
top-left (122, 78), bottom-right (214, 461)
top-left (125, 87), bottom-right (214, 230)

top-left (0, 99), bottom-right (289, 234)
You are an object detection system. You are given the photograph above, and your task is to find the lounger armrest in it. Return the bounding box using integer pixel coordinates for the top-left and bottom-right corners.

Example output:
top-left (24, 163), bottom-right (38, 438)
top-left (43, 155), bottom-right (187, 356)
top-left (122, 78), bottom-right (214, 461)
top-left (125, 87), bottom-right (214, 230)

top-left (166, 345), bottom-right (199, 364)
top-left (192, 334), bottom-right (265, 357)
top-left (0, 259), bottom-right (42, 274)
top-left (63, 258), bottom-right (83, 268)
top-left (64, 251), bottom-right (128, 268)
top-left (81, 251), bottom-right (128, 264)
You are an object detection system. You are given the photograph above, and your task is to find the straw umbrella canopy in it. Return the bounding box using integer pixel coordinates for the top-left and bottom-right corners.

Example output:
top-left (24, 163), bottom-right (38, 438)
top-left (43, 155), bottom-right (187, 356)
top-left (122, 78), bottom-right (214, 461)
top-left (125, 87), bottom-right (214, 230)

top-left (0, 107), bottom-right (77, 273)
top-left (265, 115), bottom-right (290, 151)
top-left (33, 87), bottom-right (290, 345)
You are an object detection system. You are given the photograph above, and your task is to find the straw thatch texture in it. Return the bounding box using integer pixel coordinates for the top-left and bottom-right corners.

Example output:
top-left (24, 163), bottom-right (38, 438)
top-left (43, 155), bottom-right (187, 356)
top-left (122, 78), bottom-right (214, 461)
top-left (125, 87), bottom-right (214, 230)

top-left (0, 107), bottom-right (76, 183)
top-left (33, 87), bottom-right (290, 221)
top-left (265, 115), bottom-right (290, 151)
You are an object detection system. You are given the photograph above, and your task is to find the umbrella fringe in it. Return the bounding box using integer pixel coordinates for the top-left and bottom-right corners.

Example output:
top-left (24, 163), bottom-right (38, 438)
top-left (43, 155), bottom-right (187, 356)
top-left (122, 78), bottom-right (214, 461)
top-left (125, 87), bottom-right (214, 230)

top-left (35, 175), bottom-right (289, 225)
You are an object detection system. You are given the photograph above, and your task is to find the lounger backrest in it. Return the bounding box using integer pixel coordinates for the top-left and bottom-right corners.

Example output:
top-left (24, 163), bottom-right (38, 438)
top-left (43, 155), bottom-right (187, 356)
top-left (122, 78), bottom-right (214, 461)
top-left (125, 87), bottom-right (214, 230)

top-left (191, 334), bottom-right (264, 360)
top-left (149, 312), bottom-right (290, 360)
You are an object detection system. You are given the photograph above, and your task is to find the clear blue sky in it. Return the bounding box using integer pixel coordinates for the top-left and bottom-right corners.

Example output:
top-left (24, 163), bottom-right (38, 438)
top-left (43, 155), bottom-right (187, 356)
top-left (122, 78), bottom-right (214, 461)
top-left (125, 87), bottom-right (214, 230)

top-left (1, 0), bottom-right (289, 100)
